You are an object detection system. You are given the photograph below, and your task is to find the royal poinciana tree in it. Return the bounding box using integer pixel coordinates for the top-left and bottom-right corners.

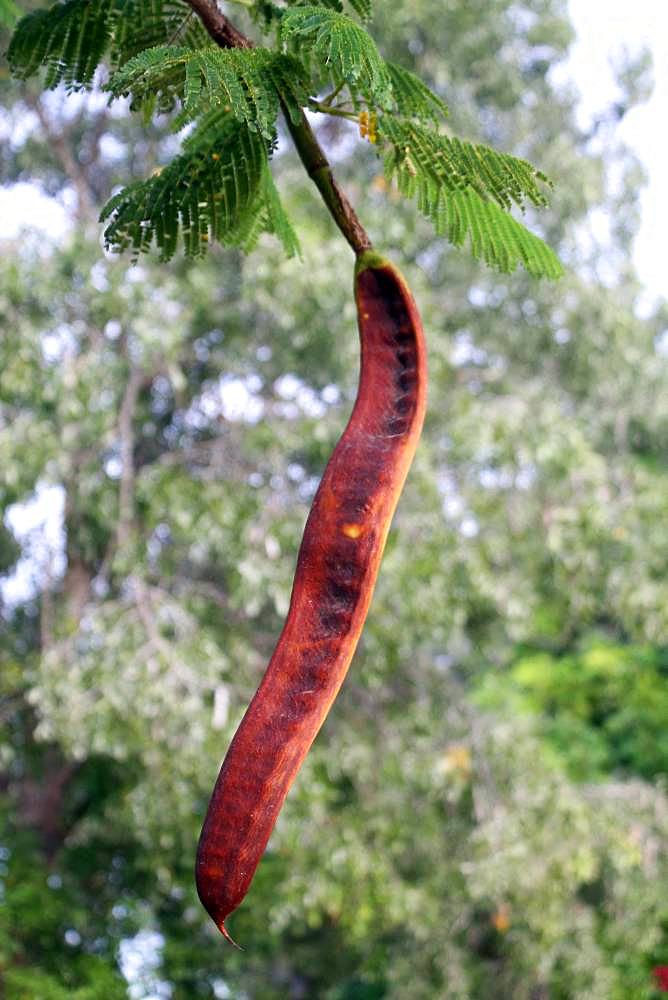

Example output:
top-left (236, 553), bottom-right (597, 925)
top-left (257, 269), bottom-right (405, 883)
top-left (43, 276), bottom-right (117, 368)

top-left (3, 0), bottom-right (668, 997)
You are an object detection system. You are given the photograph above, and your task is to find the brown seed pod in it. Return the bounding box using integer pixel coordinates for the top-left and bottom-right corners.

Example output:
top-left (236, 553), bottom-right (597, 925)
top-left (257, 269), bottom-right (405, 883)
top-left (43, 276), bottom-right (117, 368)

top-left (196, 252), bottom-right (427, 945)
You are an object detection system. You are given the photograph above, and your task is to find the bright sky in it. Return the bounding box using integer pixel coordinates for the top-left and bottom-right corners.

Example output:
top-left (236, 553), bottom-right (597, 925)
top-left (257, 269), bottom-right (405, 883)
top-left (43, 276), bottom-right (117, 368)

top-left (567, 0), bottom-right (666, 306)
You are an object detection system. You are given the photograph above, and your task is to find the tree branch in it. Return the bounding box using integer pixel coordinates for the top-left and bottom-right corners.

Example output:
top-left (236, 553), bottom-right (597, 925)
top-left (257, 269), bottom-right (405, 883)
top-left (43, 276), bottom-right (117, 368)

top-left (132, 579), bottom-right (193, 679)
top-left (29, 95), bottom-right (96, 220)
top-left (183, 0), bottom-right (252, 49)
top-left (182, 0), bottom-right (372, 255)
top-left (117, 358), bottom-right (144, 550)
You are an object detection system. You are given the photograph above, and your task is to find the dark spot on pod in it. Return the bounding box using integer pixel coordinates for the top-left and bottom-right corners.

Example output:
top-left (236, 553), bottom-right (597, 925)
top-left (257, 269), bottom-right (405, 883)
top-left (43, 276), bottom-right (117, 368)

top-left (342, 465), bottom-right (383, 499)
top-left (325, 578), bottom-right (360, 613)
top-left (397, 370), bottom-right (417, 392)
top-left (338, 485), bottom-right (372, 519)
top-left (297, 644), bottom-right (335, 689)
top-left (396, 349), bottom-right (414, 370)
top-left (341, 499), bottom-right (369, 519)
top-left (318, 604), bottom-right (353, 637)
top-left (393, 330), bottom-right (414, 347)
top-left (325, 552), bottom-right (361, 584)
top-left (385, 415), bottom-right (408, 436)
top-left (368, 271), bottom-right (412, 328)
top-left (394, 396), bottom-right (414, 415)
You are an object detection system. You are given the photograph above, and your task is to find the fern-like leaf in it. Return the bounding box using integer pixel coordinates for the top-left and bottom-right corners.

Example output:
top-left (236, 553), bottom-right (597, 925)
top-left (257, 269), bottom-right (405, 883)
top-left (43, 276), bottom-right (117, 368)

top-left (100, 110), bottom-right (299, 260)
top-left (229, 166), bottom-right (302, 257)
top-left (378, 118), bottom-right (550, 212)
top-left (386, 62), bottom-right (449, 123)
top-left (345, 0), bottom-right (372, 21)
top-left (282, 0), bottom-right (372, 20)
top-left (7, 0), bottom-right (208, 90)
top-left (107, 45), bottom-right (311, 137)
top-left (8, 0), bottom-right (114, 88)
top-left (280, 6), bottom-right (391, 107)
top-left (434, 189), bottom-right (562, 277)
top-left (101, 111), bottom-right (267, 258)
top-left (376, 118), bottom-right (561, 277)
top-left (111, 0), bottom-right (208, 66)
top-left (106, 43), bottom-right (191, 114)
top-left (260, 169), bottom-right (301, 257)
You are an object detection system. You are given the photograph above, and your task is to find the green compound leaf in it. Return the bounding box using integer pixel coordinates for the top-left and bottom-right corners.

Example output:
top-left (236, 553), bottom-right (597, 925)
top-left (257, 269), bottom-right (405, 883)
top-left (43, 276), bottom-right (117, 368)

top-left (385, 62), bottom-right (449, 123)
top-left (283, 0), bottom-right (373, 21)
top-left (101, 111), bottom-right (299, 260)
top-left (377, 118), bottom-right (562, 277)
top-left (433, 189), bottom-right (562, 278)
top-left (7, 0), bottom-right (208, 90)
top-left (379, 117), bottom-right (551, 212)
top-left (107, 45), bottom-right (311, 138)
top-left (280, 6), bottom-right (392, 107)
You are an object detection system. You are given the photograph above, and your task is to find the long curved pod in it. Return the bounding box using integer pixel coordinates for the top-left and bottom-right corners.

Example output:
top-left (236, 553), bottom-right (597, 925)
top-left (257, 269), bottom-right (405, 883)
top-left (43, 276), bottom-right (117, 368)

top-left (196, 251), bottom-right (427, 944)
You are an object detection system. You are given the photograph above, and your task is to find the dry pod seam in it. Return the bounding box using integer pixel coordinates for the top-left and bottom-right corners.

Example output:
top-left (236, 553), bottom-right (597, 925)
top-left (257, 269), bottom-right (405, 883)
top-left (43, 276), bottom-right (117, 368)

top-left (196, 252), bottom-right (427, 945)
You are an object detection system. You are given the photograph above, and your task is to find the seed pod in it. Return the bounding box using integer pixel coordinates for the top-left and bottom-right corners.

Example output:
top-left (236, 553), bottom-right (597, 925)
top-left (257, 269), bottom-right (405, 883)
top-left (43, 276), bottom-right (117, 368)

top-left (196, 252), bottom-right (427, 945)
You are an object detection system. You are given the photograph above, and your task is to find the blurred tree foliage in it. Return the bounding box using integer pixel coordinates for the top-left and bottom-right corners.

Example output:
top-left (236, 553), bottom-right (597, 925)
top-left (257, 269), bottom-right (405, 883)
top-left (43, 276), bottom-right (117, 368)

top-left (2, 1), bottom-right (668, 998)
top-left (477, 638), bottom-right (668, 782)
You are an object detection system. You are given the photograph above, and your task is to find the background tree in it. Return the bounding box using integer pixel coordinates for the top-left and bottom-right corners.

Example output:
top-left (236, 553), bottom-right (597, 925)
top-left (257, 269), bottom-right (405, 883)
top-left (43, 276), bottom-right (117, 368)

top-left (2, 1), bottom-right (668, 998)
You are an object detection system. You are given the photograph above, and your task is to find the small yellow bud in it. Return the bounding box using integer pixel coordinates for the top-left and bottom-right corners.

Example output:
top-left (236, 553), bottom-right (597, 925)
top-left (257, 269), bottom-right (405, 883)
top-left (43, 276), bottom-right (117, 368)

top-left (358, 111), bottom-right (377, 144)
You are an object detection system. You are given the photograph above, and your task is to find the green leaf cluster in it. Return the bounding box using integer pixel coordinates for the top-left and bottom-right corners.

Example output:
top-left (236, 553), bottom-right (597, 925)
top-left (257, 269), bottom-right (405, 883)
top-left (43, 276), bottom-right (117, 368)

top-left (7, 0), bottom-right (209, 90)
top-left (385, 60), bottom-right (450, 122)
top-left (7, 0), bottom-right (562, 276)
top-left (101, 110), bottom-right (299, 259)
top-left (106, 44), bottom-right (311, 137)
top-left (279, 4), bottom-right (392, 105)
top-left (476, 640), bottom-right (668, 782)
top-left (377, 117), bottom-right (561, 276)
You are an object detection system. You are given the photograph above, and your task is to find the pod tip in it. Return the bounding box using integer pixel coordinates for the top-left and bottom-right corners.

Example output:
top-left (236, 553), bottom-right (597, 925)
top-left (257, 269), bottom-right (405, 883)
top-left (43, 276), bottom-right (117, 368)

top-left (219, 920), bottom-right (244, 951)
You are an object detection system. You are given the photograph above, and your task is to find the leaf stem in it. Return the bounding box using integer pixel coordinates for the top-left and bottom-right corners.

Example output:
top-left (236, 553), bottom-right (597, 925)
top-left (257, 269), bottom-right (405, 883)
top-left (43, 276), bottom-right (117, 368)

top-left (320, 80), bottom-right (347, 107)
top-left (308, 100), bottom-right (357, 120)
